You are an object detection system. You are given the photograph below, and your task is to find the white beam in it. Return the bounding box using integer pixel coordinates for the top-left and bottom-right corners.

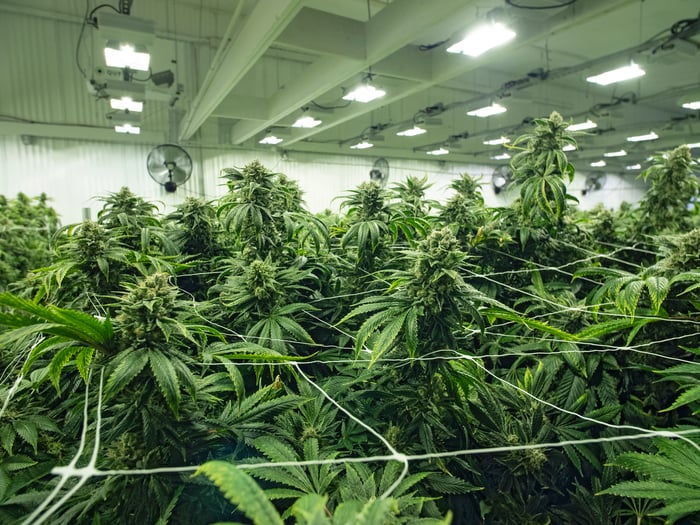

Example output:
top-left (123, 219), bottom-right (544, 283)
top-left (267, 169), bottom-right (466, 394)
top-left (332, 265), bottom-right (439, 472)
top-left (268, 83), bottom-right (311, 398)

top-left (231, 0), bottom-right (481, 144)
top-left (283, 0), bottom-right (640, 147)
top-left (178, 0), bottom-right (304, 141)
top-left (211, 95), bottom-right (270, 120)
top-left (275, 8), bottom-right (365, 59)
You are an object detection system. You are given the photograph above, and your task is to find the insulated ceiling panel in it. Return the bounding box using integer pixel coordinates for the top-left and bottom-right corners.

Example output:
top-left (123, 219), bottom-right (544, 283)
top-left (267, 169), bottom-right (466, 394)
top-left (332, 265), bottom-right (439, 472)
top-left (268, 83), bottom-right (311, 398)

top-left (0, 0), bottom-right (698, 169)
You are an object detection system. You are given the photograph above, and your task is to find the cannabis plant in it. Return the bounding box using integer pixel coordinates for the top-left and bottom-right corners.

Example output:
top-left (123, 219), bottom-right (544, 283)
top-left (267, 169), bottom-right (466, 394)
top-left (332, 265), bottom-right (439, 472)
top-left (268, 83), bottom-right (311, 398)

top-left (636, 145), bottom-right (700, 235)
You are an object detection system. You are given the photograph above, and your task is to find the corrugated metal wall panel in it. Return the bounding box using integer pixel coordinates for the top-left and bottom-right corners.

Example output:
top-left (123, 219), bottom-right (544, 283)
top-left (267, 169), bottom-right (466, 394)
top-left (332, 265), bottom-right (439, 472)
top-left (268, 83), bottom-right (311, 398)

top-left (0, 136), bottom-right (648, 225)
top-left (0, 10), bottom-right (105, 127)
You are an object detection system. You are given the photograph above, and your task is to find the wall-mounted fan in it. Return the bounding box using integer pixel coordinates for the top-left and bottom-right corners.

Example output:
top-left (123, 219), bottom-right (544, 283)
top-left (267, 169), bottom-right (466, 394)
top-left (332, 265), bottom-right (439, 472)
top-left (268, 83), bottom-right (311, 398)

top-left (369, 157), bottom-right (390, 187)
top-left (147, 144), bottom-right (193, 193)
top-left (491, 165), bottom-right (512, 194)
top-left (582, 173), bottom-right (607, 196)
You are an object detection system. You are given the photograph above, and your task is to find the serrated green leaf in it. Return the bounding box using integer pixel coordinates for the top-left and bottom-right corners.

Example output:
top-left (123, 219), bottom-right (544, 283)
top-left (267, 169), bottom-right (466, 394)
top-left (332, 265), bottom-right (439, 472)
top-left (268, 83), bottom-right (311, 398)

top-left (149, 350), bottom-right (181, 417)
top-left (105, 349), bottom-right (149, 399)
top-left (196, 461), bottom-right (283, 525)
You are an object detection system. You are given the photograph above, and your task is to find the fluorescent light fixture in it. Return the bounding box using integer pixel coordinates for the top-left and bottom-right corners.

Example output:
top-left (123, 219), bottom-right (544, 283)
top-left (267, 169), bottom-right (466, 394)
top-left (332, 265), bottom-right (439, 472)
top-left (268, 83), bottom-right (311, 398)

top-left (682, 100), bottom-right (700, 110)
top-left (491, 153), bottom-right (511, 160)
top-left (350, 140), bottom-right (374, 149)
top-left (586, 62), bottom-right (645, 86)
top-left (566, 119), bottom-right (597, 132)
top-left (110, 96), bottom-right (143, 112)
top-left (627, 131), bottom-right (659, 142)
top-left (114, 123), bottom-right (140, 134)
top-left (342, 83), bottom-right (386, 103)
top-left (397, 126), bottom-right (426, 137)
top-left (427, 147), bottom-right (449, 155)
top-left (467, 103), bottom-right (507, 117)
top-left (104, 42), bottom-right (150, 71)
top-left (562, 144), bottom-right (577, 152)
top-left (483, 136), bottom-right (510, 145)
top-left (447, 22), bottom-right (516, 57)
top-left (604, 149), bottom-right (627, 157)
top-left (626, 164), bottom-right (642, 170)
top-left (687, 142), bottom-right (700, 149)
top-left (259, 134), bottom-right (283, 145)
top-left (292, 115), bottom-right (322, 128)
top-left (590, 160), bottom-right (606, 167)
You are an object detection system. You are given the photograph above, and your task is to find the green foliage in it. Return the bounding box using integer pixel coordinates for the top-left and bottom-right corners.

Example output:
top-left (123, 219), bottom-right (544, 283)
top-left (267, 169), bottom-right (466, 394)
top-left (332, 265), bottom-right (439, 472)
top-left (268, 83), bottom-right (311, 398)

top-left (637, 145), bottom-right (700, 234)
top-left (0, 193), bottom-right (59, 291)
top-left (510, 111), bottom-right (578, 226)
top-left (600, 438), bottom-right (700, 523)
top-left (1, 137), bottom-right (700, 525)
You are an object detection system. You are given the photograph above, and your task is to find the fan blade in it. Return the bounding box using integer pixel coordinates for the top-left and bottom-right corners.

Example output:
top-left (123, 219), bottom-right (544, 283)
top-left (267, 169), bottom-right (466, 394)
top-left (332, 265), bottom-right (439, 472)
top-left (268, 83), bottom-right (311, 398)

top-left (170, 166), bottom-right (191, 184)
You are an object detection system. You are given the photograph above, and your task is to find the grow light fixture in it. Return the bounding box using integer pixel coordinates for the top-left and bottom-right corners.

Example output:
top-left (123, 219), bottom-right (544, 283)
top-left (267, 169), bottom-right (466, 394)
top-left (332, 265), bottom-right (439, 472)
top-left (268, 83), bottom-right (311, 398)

top-left (397, 126), bottom-right (426, 137)
top-left (586, 62), bottom-right (645, 86)
top-left (627, 131), bottom-right (658, 142)
top-left (447, 22), bottom-right (516, 57)
top-left (483, 136), bottom-right (510, 145)
top-left (104, 42), bottom-right (150, 71)
top-left (590, 160), bottom-right (606, 167)
top-left (562, 144), bottom-right (577, 152)
top-left (292, 115), bottom-right (322, 128)
top-left (343, 82), bottom-right (386, 103)
top-left (350, 140), bottom-right (374, 149)
top-left (467, 103), bottom-right (507, 117)
top-left (259, 133), bottom-right (283, 145)
top-left (566, 119), bottom-right (597, 132)
top-left (604, 149), bottom-right (627, 157)
top-left (427, 147), bottom-right (449, 155)
top-left (682, 100), bottom-right (700, 110)
top-left (687, 142), bottom-right (700, 149)
top-left (110, 96), bottom-right (143, 112)
top-left (491, 153), bottom-right (511, 160)
top-left (114, 123), bottom-right (140, 134)
top-left (625, 163), bottom-right (642, 170)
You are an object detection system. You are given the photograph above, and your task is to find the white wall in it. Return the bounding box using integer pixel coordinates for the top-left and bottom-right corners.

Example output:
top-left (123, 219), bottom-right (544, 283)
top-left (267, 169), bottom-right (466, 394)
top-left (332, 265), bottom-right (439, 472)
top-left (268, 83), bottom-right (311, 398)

top-left (0, 136), bottom-right (647, 225)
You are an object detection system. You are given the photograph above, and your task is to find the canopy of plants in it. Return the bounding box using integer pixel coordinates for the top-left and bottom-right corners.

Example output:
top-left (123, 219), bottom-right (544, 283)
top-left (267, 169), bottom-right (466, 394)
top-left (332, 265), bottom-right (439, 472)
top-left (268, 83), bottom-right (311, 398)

top-left (0, 112), bottom-right (699, 524)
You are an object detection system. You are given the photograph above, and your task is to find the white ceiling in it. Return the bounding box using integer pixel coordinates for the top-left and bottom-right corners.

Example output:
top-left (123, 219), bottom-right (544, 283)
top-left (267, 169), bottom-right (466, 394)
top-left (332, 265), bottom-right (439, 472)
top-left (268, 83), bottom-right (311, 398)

top-left (1, 0), bottom-right (699, 172)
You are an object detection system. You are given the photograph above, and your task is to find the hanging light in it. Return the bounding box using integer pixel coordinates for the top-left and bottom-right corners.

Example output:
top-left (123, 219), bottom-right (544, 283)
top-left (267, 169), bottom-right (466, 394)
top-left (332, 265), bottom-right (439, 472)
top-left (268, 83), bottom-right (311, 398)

top-left (447, 22), bottom-right (516, 57)
top-left (603, 149), bottom-right (627, 157)
top-left (467, 103), bottom-right (507, 117)
top-left (110, 96), bottom-right (143, 112)
top-left (104, 41), bottom-right (150, 71)
top-left (562, 144), bottom-right (577, 151)
top-left (682, 100), bottom-right (700, 110)
top-left (626, 131), bottom-right (659, 142)
top-left (586, 62), bottom-right (645, 86)
top-left (491, 153), bottom-right (511, 160)
top-left (426, 147), bottom-right (449, 155)
top-left (566, 119), bottom-right (597, 131)
top-left (350, 139), bottom-right (374, 149)
top-left (343, 81), bottom-right (386, 103)
top-left (397, 126), bottom-right (426, 137)
top-left (114, 123), bottom-right (140, 134)
top-left (625, 164), bottom-right (642, 170)
top-left (292, 115), bottom-right (322, 128)
top-left (590, 160), bottom-right (606, 167)
top-left (483, 136), bottom-right (510, 145)
top-left (259, 132), bottom-right (283, 145)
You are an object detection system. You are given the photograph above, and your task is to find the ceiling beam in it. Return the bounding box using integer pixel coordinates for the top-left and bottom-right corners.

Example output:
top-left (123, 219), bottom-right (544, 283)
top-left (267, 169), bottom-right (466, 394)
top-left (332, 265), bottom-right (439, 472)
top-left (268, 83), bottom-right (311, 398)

top-left (211, 95), bottom-right (270, 120)
top-left (178, 0), bottom-right (305, 141)
top-left (275, 8), bottom-right (365, 59)
top-left (282, 0), bottom-right (640, 148)
top-left (230, 0), bottom-right (489, 145)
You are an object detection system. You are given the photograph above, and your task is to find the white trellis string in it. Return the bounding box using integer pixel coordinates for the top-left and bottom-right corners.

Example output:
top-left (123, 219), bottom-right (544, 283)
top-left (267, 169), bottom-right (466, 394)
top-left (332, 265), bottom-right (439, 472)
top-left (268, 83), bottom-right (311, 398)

top-left (465, 353), bottom-right (700, 454)
top-left (21, 368), bottom-right (101, 525)
top-left (293, 363), bottom-right (409, 499)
